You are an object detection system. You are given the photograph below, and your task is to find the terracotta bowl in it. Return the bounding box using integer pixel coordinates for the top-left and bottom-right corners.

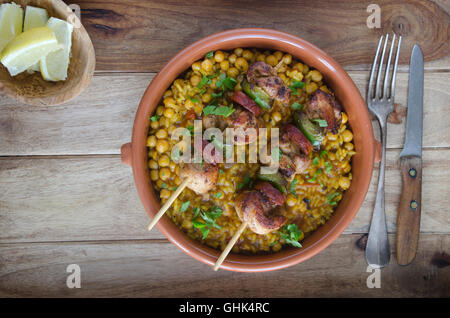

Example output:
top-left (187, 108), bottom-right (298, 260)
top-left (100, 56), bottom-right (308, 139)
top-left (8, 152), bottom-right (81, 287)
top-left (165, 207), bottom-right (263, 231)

top-left (121, 29), bottom-right (379, 272)
top-left (0, 0), bottom-right (95, 106)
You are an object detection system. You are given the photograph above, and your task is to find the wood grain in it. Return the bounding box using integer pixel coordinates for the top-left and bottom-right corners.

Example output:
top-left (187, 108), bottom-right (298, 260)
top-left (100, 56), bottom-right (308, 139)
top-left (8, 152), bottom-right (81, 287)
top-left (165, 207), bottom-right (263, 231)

top-left (0, 234), bottom-right (448, 297)
top-left (0, 71), bottom-right (449, 156)
top-left (66, 0), bottom-right (449, 72)
top-left (397, 157), bottom-right (422, 265)
top-left (0, 149), bottom-right (448, 244)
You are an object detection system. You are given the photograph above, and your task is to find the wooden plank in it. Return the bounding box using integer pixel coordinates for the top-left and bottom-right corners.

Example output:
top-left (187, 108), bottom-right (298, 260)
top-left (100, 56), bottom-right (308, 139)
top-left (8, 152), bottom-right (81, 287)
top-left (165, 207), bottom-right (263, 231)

top-left (68, 0), bottom-right (450, 72)
top-left (0, 149), bottom-right (448, 243)
top-left (0, 234), bottom-right (448, 297)
top-left (0, 71), bottom-right (449, 156)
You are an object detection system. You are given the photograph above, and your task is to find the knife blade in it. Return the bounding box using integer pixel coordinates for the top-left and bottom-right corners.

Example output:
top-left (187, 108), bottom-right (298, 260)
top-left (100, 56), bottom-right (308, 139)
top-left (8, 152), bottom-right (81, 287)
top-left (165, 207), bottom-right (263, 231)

top-left (396, 44), bottom-right (424, 265)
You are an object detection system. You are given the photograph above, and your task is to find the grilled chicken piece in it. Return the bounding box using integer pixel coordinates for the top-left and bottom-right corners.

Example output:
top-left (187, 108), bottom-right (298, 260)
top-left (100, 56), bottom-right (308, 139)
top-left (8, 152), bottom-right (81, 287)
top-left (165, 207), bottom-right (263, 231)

top-left (247, 61), bottom-right (291, 106)
top-left (225, 107), bottom-right (260, 145)
top-left (179, 162), bottom-right (219, 194)
top-left (235, 190), bottom-right (286, 235)
top-left (202, 115), bottom-right (227, 130)
top-left (254, 181), bottom-right (286, 206)
top-left (304, 90), bottom-right (342, 134)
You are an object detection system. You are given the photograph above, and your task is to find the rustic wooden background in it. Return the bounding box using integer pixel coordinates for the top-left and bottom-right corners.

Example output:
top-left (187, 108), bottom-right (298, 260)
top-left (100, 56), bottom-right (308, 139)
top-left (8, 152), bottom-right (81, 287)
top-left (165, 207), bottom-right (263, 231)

top-left (0, 0), bottom-right (449, 297)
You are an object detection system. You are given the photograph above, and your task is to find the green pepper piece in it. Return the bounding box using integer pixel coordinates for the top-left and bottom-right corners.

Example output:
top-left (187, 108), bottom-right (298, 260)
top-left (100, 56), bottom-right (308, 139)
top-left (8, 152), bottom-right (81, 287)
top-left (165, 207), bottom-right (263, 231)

top-left (293, 111), bottom-right (325, 147)
top-left (242, 79), bottom-right (271, 110)
top-left (257, 172), bottom-right (287, 194)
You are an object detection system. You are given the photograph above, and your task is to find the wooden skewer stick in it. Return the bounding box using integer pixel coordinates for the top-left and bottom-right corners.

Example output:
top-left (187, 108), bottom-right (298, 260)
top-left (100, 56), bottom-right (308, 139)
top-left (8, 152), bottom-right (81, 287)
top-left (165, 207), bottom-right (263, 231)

top-left (147, 178), bottom-right (189, 231)
top-left (214, 222), bottom-right (247, 271)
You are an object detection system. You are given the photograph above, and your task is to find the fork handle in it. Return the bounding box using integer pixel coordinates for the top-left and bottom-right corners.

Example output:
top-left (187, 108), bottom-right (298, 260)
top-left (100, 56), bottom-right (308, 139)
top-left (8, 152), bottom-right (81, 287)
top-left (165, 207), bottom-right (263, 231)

top-left (397, 156), bottom-right (422, 265)
top-left (366, 122), bottom-right (390, 268)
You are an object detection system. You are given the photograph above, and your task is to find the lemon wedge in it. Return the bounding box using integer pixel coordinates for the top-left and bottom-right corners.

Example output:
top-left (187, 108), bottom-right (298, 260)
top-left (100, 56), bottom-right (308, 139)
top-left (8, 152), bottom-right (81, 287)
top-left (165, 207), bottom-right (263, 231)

top-left (40, 17), bottom-right (73, 81)
top-left (0, 2), bottom-right (24, 52)
top-left (24, 6), bottom-right (49, 72)
top-left (1, 26), bottom-right (60, 76)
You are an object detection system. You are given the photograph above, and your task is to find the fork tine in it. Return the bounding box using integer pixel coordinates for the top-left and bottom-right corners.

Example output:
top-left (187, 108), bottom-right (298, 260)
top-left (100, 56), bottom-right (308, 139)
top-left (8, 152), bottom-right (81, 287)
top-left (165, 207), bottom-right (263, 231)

top-left (390, 35), bottom-right (402, 100)
top-left (375, 34), bottom-right (389, 99)
top-left (368, 35), bottom-right (384, 100)
top-left (383, 34), bottom-right (396, 99)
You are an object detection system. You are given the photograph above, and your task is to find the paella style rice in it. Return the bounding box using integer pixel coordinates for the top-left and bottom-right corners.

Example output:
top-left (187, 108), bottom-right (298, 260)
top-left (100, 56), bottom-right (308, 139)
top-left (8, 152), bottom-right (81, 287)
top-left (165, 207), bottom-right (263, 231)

top-left (146, 48), bottom-right (355, 254)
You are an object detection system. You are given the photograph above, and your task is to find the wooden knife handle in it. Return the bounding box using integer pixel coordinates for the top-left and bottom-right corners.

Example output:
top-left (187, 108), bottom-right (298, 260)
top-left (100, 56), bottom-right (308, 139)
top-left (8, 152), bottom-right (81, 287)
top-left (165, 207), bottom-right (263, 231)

top-left (396, 156), bottom-right (422, 265)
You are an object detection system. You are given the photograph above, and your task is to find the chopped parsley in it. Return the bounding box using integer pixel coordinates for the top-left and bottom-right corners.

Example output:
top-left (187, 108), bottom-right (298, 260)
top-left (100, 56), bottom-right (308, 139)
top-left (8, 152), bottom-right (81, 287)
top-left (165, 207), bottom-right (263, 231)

top-left (216, 73), bottom-right (237, 91)
top-left (203, 104), bottom-right (235, 117)
top-left (211, 91), bottom-right (223, 98)
top-left (325, 161), bottom-right (333, 174)
top-left (327, 192), bottom-right (340, 206)
top-left (313, 119), bottom-right (328, 127)
top-left (290, 179), bottom-right (298, 198)
top-left (307, 168), bottom-right (322, 183)
top-left (214, 192), bottom-right (222, 199)
top-left (180, 201), bottom-right (190, 213)
top-left (205, 51), bottom-right (214, 59)
top-left (279, 224), bottom-right (303, 247)
top-left (237, 173), bottom-right (251, 190)
top-left (291, 102), bottom-right (303, 110)
top-left (161, 183), bottom-right (168, 189)
top-left (188, 96), bottom-right (199, 103)
top-left (172, 186), bottom-right (178, 191)
top-left (186, 125), bottom-right (194, 136)
top-left (320, 150), bottom-right (328, 158)
top-left (289, 80), bottom-right (305, 95)
top-left (219, 169), bottom-right (224, 174)
top-left (192, 206), bottom-right (223, 239)
top-left (150, 115), bottom-right (159, 122)
top-left (312, 157), bottom-right (320, 166)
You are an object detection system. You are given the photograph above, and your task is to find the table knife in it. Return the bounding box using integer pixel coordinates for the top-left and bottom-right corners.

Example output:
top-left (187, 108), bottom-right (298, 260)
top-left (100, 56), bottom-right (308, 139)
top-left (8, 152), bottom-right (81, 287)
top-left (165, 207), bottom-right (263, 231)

top-left (397, 44), bottom-right (424, 265)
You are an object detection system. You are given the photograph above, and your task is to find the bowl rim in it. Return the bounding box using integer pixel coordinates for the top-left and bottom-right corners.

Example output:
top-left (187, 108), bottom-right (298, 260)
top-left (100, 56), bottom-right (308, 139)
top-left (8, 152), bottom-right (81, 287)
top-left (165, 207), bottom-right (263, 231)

top-left (129, 28), bottom-right (376, 272)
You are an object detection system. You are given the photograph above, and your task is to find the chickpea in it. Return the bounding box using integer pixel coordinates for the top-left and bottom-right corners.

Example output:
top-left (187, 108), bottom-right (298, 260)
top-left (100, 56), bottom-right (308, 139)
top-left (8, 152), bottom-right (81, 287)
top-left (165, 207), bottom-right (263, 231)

top-left (163, 90), bottom-right (172, 98)
top-left (156, 140), bottom-right (169, 153)
top-left (235, 57), bottom-right (249, 72)
top-left (148, 159), bottom-right (158, 170)
top-left (319, 85), bottom-right (330, 93)
top-left (169, 161), bottom-right (176, 172)
top-left (156, 105), bottom-right (165, 116)
top-left (150, 120), bottom-right (159, 130)
top-left (339, 176), bottom-right (351, 190)
top-left (160, 189), bottom-right (171, 199)
top-left (293, 62), bottom-right (304, 73)
top-left (163, 97), bottom-right (177, 109)
top-left (184, 99), bottom-right (195, 110)
top-left (342, 130), bottom-right (353, 143)
top-left (201, 93), bottom-right (211, 103)
top-left (150, 169), bottom-right (159, 181)
top-left (201, 59), bottom-right (213, 72)
top-left (163, 107), bottom-right (175, 119)
top-left (286, 194), bottom-right (297, 207)
top-left (220, 60), bottom-right (229, 71)
top-left (158, 154), bottom-right (170, 167)
top-left (256, 54), bottom-right (266, 62)
top-left (159, 167), bottom-right (171, 181)
top-left (306, 82), bottom-right (318, 94)
top-left (228, 54), bottom-right (237, 64)
top-left (310, 70), bottom-right (323, 82)
top-left (192, 61), bottom-right (201, 72)
top-left (190, 74), bottom-right (201, 86)
top-left (271, 111), bottom-right (282, 123)
top-left (341, 112), bottom-right (348, 124)
top-left (344, 142), bottom-right (354, 150)
top-left (282, 54), bottom-right (292, 65)
top-left (265, 54), bottom-right (278, 67)
top-left (274, 51), bottom-right (283, 60)
top-left (242, 49), bottom-right (253, 61)
top-left (227, 67), bottom-right (239, 78)
top-left (156, 129), bottom-right (168, 139)
top-left (263, 113), bottom-right (270, 123)
top-left (147, 135), bottom-right (156, 148)
top-left (234, 47), bottom-right (243, 56)
top-left (214, 51), bottom-right (225, 63)
top-left (174, 176), bottom-right (182, 185)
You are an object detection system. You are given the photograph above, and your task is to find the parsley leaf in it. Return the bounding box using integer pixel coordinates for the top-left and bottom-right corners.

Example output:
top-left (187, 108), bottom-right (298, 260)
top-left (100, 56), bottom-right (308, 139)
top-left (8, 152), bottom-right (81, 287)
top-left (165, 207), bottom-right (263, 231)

top-left (219, 169), bottom-right (224, 174)
top-left (313, 157), bottom-right (320, 166)
top-left (327, 192), bottom-right (340, 206)
top-left (203, 104), bottom-right (235, 117)
top-left (197, 75), bottom-right (211, 89)
top-left (237, 173), bottom-right (251, 190)
top-left (150, 115), bottom-right (159, 122)
top-left (289, 80), bottom-right (305, 94)
top-left (211, 91), bottom-right (223, 98)
top-left (188, 96), bottom-right (199, 103)
top-left (205, 51), bottom-right (214, 59)
top-left (186, 125), bottom-right (194, 136)
top-left (325, 161), bottom-right (333, 174)
top-left (313, 119), bottom-right (328, 127)
top-left (180, 201), bottom-right (190, 213)
top-left (192, 206), bottom-right (223, 239)
top-left (216, 73), bottom-right (237, 91)
top-left (161, 183), bottom-right (167, 189)
top-left (320, 150), bottom-right (328, 158)
top-left (291, 102), bottom-right (303, 110)
top-left (279, 224), bottom-right (303, 247)
top-left (214, 192), bottom-right (222, 199)
top-left (290, 179), bottom-right (298, 198)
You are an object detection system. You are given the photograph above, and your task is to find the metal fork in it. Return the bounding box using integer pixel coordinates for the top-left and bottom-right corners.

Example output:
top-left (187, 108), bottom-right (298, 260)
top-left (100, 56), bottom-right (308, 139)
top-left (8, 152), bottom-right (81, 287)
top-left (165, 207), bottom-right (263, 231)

top-left (366, 34), bottom-right (402, 268)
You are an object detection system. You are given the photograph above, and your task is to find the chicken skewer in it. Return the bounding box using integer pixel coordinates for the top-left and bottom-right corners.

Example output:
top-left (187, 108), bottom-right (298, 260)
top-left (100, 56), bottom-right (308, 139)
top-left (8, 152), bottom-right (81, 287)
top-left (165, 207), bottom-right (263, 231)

top-left (147, 161), bottom-right (219, 231)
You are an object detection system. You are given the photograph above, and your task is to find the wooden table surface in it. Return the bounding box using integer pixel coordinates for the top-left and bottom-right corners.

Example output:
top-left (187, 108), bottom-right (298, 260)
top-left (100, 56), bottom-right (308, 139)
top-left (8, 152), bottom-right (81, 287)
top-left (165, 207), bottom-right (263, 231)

top-left (1, 0), bottom-right (449, 297)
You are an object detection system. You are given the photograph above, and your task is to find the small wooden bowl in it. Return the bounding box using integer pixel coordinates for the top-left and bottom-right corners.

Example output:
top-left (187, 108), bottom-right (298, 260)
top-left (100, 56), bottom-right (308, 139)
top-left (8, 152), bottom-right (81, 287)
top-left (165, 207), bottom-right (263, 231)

top-left (0, 0), bottom-right (95, 105)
